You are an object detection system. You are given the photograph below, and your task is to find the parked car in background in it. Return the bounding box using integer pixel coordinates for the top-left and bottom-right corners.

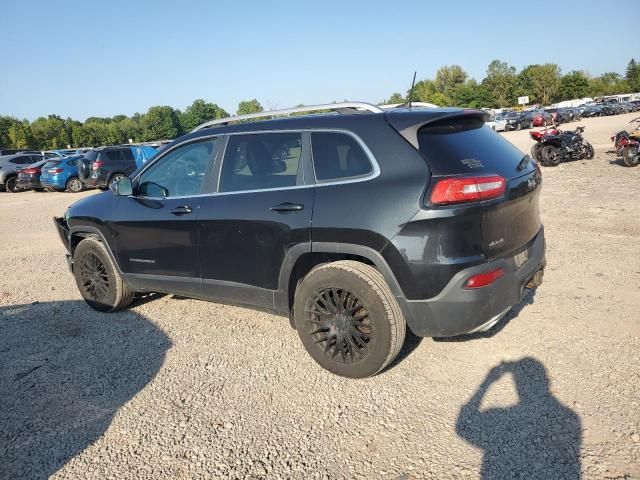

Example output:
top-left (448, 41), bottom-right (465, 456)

top-left (503, 111), bottom-right (533, 130)
top-left (565, 108), bottom-right (582, 121)
top-left (0, 152), bottom-right (46, 192)
top-left (599, 104), bottom-right (618, 116)
top-left (545, 108), bottom-right (572, 124)
top-left (486, 114), bottom-right (507, 132)
top-left (15, 159), bottom-right (50, 191)
top-left (531, 110), bottom-right (553, 127)
top-left (55, 102), bottom-right (546, 378)
top-left (41, 155), bottom-right (86, 192)
top-left (78, 145), bottom-right (157, 189)
top-left (581, 104), bottom-right (603, 117)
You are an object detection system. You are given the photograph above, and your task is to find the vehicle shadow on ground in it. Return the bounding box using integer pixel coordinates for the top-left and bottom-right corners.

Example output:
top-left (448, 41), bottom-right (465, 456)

top-left (434, 288), bottom-right (537, 343)
top-left (0, 301), bottom-right (171, 479)
top-left (456, 357), bottom-right (581, 479)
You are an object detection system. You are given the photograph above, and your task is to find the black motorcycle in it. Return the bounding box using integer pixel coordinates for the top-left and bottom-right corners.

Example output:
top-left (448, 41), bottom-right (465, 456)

top-left (540, 126), bottom-right (594, 166)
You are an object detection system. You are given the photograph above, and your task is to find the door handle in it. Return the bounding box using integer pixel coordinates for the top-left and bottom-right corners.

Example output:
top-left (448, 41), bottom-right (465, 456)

top-left (169, 205), bottom-right (193, 215)
top-left (270, 202), bottom-right (304, 212)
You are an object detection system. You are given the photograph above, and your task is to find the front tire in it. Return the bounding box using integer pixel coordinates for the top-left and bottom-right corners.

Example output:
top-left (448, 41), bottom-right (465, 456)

top-left (531, 143), bottom-right (543, 161)
top-left (516, 122), bottom-right (522, 131)
top-left (583, 142), bottom-right (595, 160)
top-left (623, 145), bottom-right (640, 167)
top-left (294, 261), bottom-right (406, 378)
top-left (73, 238), bottom-right (135, 312)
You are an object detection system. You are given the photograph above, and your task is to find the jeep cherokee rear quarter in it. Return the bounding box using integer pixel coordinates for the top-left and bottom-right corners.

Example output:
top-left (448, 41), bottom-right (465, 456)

top-left (55, 103), bottom-right (545, 378)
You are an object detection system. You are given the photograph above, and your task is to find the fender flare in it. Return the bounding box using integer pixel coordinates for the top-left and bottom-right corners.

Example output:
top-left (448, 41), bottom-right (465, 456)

top-left (68, 225), bottom-right (122, 274)
top-left (275, 242), bottom-right (412, 324)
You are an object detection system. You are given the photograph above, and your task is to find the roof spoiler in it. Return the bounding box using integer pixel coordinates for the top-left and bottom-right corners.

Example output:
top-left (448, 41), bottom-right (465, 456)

top-left (385, 109), bottom-right (490, 150)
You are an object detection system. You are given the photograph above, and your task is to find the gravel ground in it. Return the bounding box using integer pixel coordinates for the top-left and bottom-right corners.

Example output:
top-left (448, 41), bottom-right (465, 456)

top-left (1, 112), bottom-right (639, 479)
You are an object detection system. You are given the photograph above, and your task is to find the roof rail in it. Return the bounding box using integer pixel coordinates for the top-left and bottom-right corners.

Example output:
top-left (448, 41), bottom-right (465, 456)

top-left (379, 101), bottom-right (438, 109)
top-left (191, 101), bottom-right (383, 132)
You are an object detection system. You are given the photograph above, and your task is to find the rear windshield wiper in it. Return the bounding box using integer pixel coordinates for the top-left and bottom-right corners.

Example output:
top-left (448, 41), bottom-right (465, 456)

top-left (517, 155), bottom-right (531, 171)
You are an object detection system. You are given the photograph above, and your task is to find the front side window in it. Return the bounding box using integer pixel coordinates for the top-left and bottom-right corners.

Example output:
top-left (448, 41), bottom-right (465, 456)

top-left (137, 139), bottom-right (217, 198)
top-left (219, 132), bottom-right (302, 192)
top-left (311, 132), bottom-right (372, 181)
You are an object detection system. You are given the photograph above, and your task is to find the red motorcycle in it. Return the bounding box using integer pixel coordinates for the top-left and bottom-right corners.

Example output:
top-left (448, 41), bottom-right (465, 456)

top-left (612, 117), bottom-right (640, 167)
top-left (530, 125), bottom-right (560, 161)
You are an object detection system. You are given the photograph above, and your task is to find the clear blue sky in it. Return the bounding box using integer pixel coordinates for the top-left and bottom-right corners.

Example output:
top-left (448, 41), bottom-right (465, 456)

top-left (1, 0), bottom-right (636, 121)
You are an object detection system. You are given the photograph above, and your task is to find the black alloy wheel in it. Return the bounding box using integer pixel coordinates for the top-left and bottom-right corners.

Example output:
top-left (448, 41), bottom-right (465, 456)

top-left (79, 252), bottom-right (110, 303)
top-left (306, 287), bottom-right (373, 364)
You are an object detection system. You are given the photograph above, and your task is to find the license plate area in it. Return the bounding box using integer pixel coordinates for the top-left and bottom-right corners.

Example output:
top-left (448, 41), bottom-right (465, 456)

top-left (514, 248), bottom-right (529, 269)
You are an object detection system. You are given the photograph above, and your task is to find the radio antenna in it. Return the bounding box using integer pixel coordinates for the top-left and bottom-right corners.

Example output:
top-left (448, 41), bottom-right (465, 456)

top-left (408, 71), bottom-right (417, 109)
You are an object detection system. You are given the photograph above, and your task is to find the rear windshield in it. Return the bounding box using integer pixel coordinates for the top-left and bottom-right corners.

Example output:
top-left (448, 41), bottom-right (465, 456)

top-left (417, 117), bottom-right (526, 176)
top-left (43, 160), bottom-right (61, 169)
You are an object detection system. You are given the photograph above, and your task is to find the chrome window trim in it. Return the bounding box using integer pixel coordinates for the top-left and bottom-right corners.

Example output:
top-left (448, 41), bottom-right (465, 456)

top-left (132, 128), bottom-right (380, 200)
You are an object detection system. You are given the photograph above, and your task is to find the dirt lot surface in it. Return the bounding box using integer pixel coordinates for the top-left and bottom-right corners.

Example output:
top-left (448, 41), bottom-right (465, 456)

top-left (1, 112), bottom-right (639, 479)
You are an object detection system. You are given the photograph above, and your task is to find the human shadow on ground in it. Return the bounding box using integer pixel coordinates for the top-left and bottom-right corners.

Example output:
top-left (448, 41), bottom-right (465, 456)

top-left (456, 357), bottom-right (581, 479)
top-left (0, 301), bottom-right (171, 479)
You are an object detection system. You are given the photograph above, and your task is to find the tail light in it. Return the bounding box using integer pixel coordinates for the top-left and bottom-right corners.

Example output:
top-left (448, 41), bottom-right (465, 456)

top-left (465, 267), bottom-right (505, 289)
top-left (48, 168), bottom-right (63, 174)
top-left (21, 167), bottom-right (39, 174)
top-left (430, 175), bottom-right (506, 205)
top-left (92, 161), bottom-right (104, 170)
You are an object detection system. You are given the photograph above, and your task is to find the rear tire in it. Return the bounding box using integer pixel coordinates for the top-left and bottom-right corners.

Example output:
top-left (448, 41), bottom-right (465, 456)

top-left (73, 238), bottom-right (135, 312)
top-left (623, 145), bottom-right (640, 167)
top-left (541, 145), bottom-right (561, 166)
top-left (66, 176), bottom-right (83, 193)
top-left (293, 261), bottom-right (406, 378)
top-left (109, 173), bottom-right (125, 189)
top-left (5, 176), bottom-right (19, 193)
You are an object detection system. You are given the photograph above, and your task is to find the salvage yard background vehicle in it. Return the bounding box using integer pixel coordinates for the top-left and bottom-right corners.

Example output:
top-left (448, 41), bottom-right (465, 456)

top-left (78, 145), bottom-right (157, 190)
top-left (41, 155), bottom-right (87, 192)
top-left (55, 102), bottom-right (545, 379)
top-left (612, 117), bottom-right (640, 167)
top-left (540, 126), bottom-right (594, 166)
top-left (0, 152), bottom-right (46, 192)
top-left (16, 159), bottom-right (49, 191)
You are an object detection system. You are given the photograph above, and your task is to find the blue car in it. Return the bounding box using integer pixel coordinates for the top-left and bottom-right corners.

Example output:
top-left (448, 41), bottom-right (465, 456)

top-left (40, 155), bottom-right (86, 192)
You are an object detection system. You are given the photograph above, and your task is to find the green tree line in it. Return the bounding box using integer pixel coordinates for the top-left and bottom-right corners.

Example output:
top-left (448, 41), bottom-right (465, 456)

top-left (1, 59), bottom-right (639, 151)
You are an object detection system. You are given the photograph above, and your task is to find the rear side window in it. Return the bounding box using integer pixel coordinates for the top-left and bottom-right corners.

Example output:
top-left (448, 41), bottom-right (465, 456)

top-left (121, 148), bottom-right (135, 162)
top-left (311, 132), bottom-right (372, 181)
top-left (417, 117), bottom-right (524, 175)
top-left (220, 132), bottom-right (302, 192)
top-left (104, 150), bottom-right (123, 162)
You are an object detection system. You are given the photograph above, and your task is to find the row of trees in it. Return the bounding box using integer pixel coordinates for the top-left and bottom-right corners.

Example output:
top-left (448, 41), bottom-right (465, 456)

top-left (0, 98), bottom-right (265, 151)
top-left (1, 60), bottom-right (638, 151)
top-left (386, 58), bottom-right (640, 109)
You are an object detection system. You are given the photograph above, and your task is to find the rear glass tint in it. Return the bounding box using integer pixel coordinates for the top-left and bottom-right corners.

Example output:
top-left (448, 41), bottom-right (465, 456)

top-left (85, 151), bottom-right (99, 161)
top-left (311, 132), bottom-right (372, 181)
top-left (121, 148), bottom-right (135, 161)
top-left (417, 117), bottom-right (526, 177)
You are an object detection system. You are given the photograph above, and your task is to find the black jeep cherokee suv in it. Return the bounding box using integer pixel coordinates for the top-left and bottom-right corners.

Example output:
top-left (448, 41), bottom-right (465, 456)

top-left (55, 104), bottom-right (545, 378)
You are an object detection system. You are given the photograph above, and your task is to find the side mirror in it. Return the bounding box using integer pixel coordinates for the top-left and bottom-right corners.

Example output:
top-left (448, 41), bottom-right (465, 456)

top-left (111, 176), bottom-right (133, 196)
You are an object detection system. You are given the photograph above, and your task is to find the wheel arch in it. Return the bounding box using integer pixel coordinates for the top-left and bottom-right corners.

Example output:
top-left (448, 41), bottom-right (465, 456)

top-left (69, 226), bottom-right (122, 274)
top-left (276, 242), bottom-right (408, 325)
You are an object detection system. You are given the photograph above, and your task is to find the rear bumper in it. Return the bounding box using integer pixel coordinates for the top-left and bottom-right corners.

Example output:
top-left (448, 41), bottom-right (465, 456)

top-left (16, 179), bottom-right (42, 190)
top-left (401, 227), bottom-right (546, 337)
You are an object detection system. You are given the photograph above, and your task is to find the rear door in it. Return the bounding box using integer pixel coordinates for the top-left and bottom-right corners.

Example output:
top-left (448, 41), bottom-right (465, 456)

top-left (198, 131), bottom-right (313, 308)
top-left (414, 115), bottom-right (542, 259)
top-left (111, 137), bottom-right (220, 296)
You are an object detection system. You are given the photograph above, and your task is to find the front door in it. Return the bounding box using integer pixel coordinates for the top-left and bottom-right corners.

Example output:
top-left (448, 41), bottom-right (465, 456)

top-left (198, 131), bottom-right (313, 309)
top-left (112, 137), bottom-right (220, 296)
